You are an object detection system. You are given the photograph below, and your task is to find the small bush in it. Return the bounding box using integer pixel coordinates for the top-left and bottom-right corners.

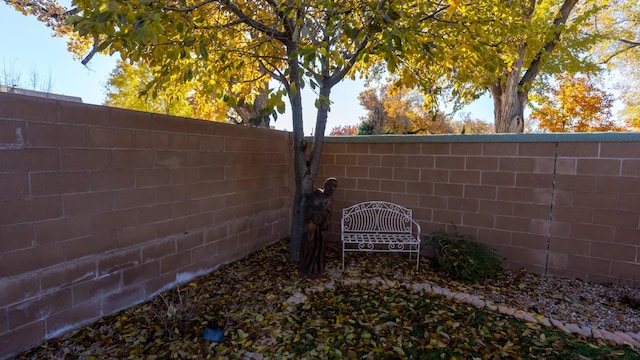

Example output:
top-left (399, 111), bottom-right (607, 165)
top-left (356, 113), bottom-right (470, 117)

top-left (424, 230), bottom-right (504, 282)
top-left (151, 283), bottom-right (207, 339)
top-left (620, 292), bottom-right (640, 310)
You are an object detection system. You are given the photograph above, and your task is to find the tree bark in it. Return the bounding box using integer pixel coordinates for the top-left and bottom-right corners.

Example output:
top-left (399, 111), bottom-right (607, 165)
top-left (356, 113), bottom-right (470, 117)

top-left (491, 83), bottom-right (528, 133)
top-left (288, 52), bottom-right (310, 262)
top-left (491, 44), bottom-right (527, 133)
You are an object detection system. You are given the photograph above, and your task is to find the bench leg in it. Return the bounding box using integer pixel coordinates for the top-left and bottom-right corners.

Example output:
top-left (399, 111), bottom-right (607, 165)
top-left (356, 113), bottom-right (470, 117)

top-left (407, 249), bottom-right (419, 270)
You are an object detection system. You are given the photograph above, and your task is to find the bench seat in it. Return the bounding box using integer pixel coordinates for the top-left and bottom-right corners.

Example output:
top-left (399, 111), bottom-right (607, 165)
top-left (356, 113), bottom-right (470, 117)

top-left (341, 201), bottom-right (421, 270)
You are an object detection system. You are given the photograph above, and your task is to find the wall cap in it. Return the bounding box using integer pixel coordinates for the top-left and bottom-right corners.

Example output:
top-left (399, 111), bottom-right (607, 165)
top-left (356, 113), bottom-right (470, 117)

top-left (313, 133), bottom-right (640, 143)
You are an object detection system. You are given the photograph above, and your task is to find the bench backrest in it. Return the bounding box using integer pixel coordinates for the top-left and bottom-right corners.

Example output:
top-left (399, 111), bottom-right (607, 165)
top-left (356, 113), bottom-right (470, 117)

top-left (342, 201), bottom-right (413, 234)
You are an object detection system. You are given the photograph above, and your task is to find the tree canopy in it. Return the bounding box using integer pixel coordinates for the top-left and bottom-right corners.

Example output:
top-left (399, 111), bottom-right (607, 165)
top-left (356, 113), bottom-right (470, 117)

top-left (104, 59), bottom-right (275, 126)
top-left (10, 0), bottom-right (640, 135)
top-left (355, 84), bottom-right (494, 135)
top-left (589, 0), bottom-right (640, 129)
top-left (104, 60), bottom-right (202, 118)
top-left (329, 124), bottom-right (358, 136)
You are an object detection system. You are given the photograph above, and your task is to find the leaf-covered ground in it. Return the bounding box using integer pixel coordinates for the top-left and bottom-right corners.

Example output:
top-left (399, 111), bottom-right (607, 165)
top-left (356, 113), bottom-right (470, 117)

top-left (17, 239), bottom-right (640, 359)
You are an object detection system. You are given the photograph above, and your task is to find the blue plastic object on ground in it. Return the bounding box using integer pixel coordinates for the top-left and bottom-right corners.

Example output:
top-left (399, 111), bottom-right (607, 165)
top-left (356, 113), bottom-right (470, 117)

top-left (203, 321), bottom-right (224, 342)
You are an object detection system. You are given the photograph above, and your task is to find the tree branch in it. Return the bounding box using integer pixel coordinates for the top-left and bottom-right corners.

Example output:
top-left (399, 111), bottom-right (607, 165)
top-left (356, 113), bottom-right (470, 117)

top-left (419, 2), bottom-right (450, 23)
top-left (620, 38), bottom-right (640, 47)
top-left (519, 0), bottom-right (578, 90)
top-left (326, 37), bottom-right (369, 88)
top-left (163, 0), bottom-right (217, 12)
top-left (80, 35), bottom-right (101, 65)
top-left (164, 0), bottom-right (289, 42)
top-left (214, 0), bottom-right (290, 42)
top-left (601, 41), bottom-right (639, 64)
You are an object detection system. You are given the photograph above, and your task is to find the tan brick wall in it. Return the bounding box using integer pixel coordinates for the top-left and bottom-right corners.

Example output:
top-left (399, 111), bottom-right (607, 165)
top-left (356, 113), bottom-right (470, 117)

top-left (3, 92), bottom-right (640, 358)
top-left (317, 135), bottom-right (640, 286)
top-left (0, 93), bottom-right (292, 359)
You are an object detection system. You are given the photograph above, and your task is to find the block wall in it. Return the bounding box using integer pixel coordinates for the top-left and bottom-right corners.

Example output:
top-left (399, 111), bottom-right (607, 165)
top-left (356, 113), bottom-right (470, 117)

top-left (317, 135), bottom-right (640, 287)
top-left (0, 93), bottom-right (292, 359)
top-left (3, 91), bottom-right (640, 359)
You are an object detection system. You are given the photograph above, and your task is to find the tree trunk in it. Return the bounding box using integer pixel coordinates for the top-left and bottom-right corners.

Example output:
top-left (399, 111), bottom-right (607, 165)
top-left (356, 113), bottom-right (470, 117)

top-left (233, 80), bottom-right (271, 127)
top-left (490, 44), bottom-right (527, 133)
top-left (289, 78), bottom-right (332, 262)
top-left (286, 13), bottom-right (358, 261)
top-left (289, 152), bottom-right (314, 262)
top-left (288, 60), bottom-right (311, 262)
top-left (490, 80), bottom-right (527, 133)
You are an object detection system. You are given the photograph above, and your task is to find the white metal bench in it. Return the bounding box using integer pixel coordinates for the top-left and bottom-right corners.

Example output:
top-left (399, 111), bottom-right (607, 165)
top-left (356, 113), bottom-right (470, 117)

top-left (341, 201), bottom-right (421, 270)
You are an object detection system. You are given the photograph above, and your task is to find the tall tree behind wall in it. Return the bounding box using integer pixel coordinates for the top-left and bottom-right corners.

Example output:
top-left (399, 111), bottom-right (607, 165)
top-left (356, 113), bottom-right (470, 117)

top-left (390, 0), bottom-right (607, 133)
top-left (589, 0), bottom-right (640, 129)
top-left (105, 60), bottom-right (275, 127)
top-left (105, 60), bottom-right (199, 118)
top-left (450, 113), bottom-right (495, 134)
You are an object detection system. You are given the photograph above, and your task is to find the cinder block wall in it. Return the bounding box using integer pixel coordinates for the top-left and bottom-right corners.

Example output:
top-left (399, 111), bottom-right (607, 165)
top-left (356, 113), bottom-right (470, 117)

top-left (3, 92), bottom-right (640, 358)
top-left (317, 135), bottom-right (640, 286)
top-left (0, 93), bottom-right (292, 359)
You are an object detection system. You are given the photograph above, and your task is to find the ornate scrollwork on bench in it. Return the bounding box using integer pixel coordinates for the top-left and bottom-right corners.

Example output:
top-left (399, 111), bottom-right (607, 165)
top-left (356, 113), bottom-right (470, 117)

top-left (341, 201), bottom-right (421, 270)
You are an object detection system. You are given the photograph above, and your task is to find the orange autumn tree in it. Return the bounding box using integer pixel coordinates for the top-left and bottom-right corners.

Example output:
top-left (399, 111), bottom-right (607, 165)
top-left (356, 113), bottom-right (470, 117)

top-left (450, 113), bottom-right (495, 134)
top-left (329, 125), bottom-right (358, 136)
top-left (529, 73), bottom-right (625, 132)
top-left (358, 85), bottom-right (455, 134)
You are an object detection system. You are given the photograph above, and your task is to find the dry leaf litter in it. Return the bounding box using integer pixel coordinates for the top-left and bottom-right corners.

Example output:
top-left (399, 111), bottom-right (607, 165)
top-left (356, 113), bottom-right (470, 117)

top-left (338, 250), bottom-right (640, 336)
top-left (14, 239), bottom-right (640, 359)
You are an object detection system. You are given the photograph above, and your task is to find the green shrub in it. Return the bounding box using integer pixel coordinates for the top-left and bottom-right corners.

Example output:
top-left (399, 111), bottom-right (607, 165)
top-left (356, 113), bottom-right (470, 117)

top-left (423, 230), bottom-right (504, 282)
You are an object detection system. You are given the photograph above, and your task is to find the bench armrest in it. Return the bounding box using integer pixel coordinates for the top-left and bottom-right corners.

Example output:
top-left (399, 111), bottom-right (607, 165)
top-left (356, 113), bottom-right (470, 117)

top-left (411, 219), bottom-right (421, 242)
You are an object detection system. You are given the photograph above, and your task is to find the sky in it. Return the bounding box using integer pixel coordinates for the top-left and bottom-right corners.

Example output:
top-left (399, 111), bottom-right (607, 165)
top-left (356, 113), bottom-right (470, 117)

top-left (0, 2), bottom-right (496, 136)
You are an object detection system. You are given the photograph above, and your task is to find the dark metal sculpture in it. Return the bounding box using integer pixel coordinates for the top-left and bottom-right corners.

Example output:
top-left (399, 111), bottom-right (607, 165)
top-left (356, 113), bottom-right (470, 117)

top-left (299, 177), bottom-right (338, 278)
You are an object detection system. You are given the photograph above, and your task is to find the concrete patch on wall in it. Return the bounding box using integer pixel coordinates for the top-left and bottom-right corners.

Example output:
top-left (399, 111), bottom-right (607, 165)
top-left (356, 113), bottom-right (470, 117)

top-left (0, 127), bottom-right (25, 149)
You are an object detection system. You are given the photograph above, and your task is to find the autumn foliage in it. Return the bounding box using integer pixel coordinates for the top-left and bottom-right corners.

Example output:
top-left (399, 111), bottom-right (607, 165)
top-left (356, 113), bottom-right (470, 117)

top-left (329, 125), bottom-right (358, 136)
top-left (357, 85), bottom-right (455, 135)
top-left (355, 85), bottom-right (494, 135)
top-left (529, 74), bottom-right (626, 132)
